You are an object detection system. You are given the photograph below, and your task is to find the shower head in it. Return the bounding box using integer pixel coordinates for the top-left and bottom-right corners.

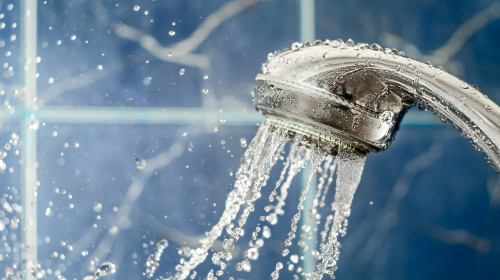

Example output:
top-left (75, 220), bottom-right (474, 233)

top-left (253, 40), bottom-right (500, 169)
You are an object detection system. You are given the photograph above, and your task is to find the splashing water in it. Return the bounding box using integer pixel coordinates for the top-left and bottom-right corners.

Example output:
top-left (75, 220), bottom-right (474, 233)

top-left (159, 120), bottom-right (366, 279)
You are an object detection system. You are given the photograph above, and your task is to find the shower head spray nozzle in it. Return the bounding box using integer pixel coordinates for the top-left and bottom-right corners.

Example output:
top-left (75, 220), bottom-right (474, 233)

top-left (252, 40), bottom-right (500, 169)
top-left (253, 40), bottom-right (412, 155)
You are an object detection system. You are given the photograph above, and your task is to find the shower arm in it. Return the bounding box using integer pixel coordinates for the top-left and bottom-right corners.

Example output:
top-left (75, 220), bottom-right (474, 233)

top-left (253, 41), bottom-right (500, 171)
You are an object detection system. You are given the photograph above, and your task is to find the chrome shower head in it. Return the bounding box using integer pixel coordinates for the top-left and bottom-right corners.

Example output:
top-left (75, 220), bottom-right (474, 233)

top-left (252, 40), bottom-right (500, 169)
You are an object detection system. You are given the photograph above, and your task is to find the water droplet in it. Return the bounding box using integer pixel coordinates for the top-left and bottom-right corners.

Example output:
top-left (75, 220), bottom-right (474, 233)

top-left (282, 248), bottom-right (289, 256)
top-left (241, 260), bottom-right (251, 272)
top-left (93, 202), bottom-right (102, 213)
top-left (178, 246), bottom-right (192, 257)
top-left (31, 263), bottom-right (46, 279)
top-left (262, 225), bottom-right (271, 238)
top-left (235, 263), bottom-right (242, 271)
top-left (143, 76), bottom-right (152, 86)
top-left (179, 68), bottom-right (185, 75)
top-left (485, 105), bottom-right (492, 112)
top-left (202, 89), bottom-right (209, 95)
top-left (203, 74), bottom-right (209, 80)
top-left (135, 157), bottom-right (147, 170)
top-left (168, 30), bottom-right (175, 36)
top-left (70, 35), bottom-right (76, 41)
top-left (133, 5), bottom-right (140, 11)
top-left (246, 247), bottom-right (259, 260)
top-left (460, 82), bottom-right (469, 89)
top-left (290, 254), bottom-right (299, 264)
top-left (240, 138), bottom-right (247, 148)
top-left (291, 42), bottom-right (302, 51)
top-left (94, 262), bottom-right (116, 278)
top-left (29, 119), bottom-right (40, 130)
top-left (371, 43), bottom-right (382, 51)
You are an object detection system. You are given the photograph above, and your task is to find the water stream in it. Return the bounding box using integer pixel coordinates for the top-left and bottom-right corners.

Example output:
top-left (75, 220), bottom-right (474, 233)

top-left (162, 120), bottom-right (366, 280)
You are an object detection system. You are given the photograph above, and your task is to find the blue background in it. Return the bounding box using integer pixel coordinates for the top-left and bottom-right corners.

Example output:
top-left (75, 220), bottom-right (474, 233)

top-left (0, 0), bottom-right (499, 279)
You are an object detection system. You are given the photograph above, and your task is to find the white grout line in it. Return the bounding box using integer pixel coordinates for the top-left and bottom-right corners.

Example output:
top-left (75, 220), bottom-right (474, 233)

top-left (0, 107), bottom-right (263, 125)
top-left (299, 0), bottom-right (318, 274)
top-left (299, 0), bottom-right (315, 43)
top-left (20, 0), bottom-right (38, 278)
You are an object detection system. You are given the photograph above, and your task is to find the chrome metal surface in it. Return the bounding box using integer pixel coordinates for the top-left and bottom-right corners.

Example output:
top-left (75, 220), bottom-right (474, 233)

top-left (253, 40), bottom-right (500, 170)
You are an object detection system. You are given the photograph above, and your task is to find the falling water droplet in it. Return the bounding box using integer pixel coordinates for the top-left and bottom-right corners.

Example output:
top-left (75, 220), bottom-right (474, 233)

top-left (203, 74), bottom-right (209, 80)
top-left (133, 5), bottom-right (140, 11)
top-left (281, 248), bottom-right (289, 256)
top-left (94, 262), bottom-right (116, 279)
top-left (235, 263), bottom-right (243, 271)
top-left (135, 157), bottom-right (147, 170)
top-left (271, 262), bottom-right (283, 280)
top-left (246, 247), bottom-right (259, 260)
top-left (142, 76), bottom-right (152, 86)
top-left (262, 225), bottom-right (271, 238)
top-left (93, 202), bottom-right (102, 213)
top-left (179, 68), bottom-right (185, 75)
top-left (240, 138), bottom-right (247, 148)
top-left (168, 30), bottom-right (175, 36)
top-left (31, 263), bottom-right (45, 279)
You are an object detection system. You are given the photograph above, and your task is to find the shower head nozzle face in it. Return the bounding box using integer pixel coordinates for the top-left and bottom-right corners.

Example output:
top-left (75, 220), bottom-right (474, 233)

top-left (253, 42), bottom-right (410, 154)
